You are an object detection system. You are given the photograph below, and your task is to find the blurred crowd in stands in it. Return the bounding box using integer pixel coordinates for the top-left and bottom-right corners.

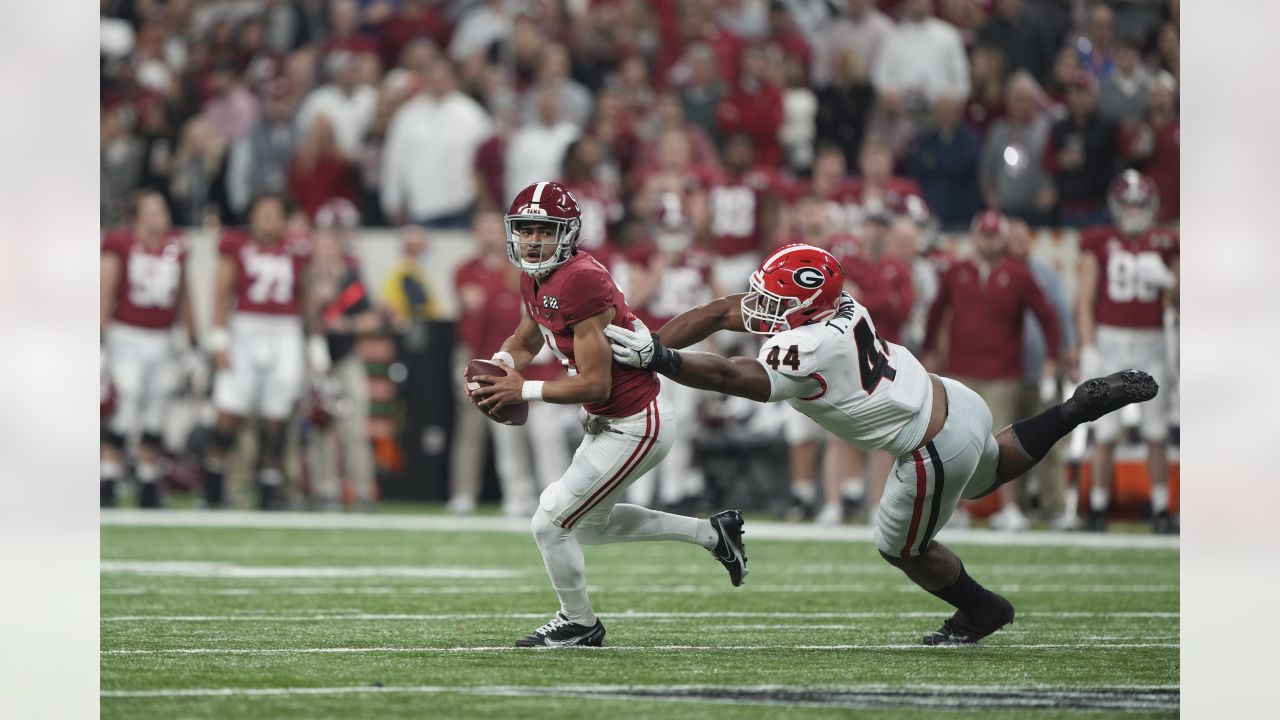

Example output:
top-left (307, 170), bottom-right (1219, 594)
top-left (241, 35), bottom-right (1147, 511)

top-left (101, 0), bottom-right (1180, 532)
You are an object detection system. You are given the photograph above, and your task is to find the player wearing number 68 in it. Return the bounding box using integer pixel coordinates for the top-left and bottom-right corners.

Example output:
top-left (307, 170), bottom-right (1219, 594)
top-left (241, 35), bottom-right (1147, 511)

top-left (604, 242), bottom-right (1161, 646)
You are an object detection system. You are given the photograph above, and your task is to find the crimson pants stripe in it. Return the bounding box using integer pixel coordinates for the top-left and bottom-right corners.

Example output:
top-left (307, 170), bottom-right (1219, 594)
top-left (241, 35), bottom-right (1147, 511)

top-left (899, 450), bottom-right (928, 558)
top-left (918, 441), bottom-right (946, 554)
top-left (561, 400), bottom-right (658, 529)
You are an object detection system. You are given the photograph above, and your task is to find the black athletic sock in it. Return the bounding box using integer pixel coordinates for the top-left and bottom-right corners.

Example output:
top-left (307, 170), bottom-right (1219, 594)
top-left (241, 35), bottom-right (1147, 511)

top-left (928, 564), bottom-right (994, 616)
top-left (1010, 404), bottom-right (1075, 462)
top-left (203, 466), bottom-right (225, 508)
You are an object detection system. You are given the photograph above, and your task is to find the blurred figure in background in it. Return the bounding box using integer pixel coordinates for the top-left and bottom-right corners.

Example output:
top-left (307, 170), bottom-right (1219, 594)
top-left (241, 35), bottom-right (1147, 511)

top-left (1041, 70), bottom-right (1118, 228)
top-left (1007, 218), bottom-right (1077, 529)
top-left (101, 191), bottom-right (194, 508)
top-left (204, 193), bottom-right (319, 510)
top-left (305, 199), bottom-right (380, 511)
top-left (980, 71), bottom-right (1055, 225)
top-left (871, 0), bottom-right (970, 114)
top-left (296, 50), bottom-right (377, 160)
top-left (380, 225), bottom-right (440, 328)
top-left (923, 210), bottom-right (1061, 531)
top-left (706, 134), bottom-right (782, 292)
top-left (1120, 71), bottom-right (1178, 223)
top-left (288, 114), bottom-right (361, 219)
top-left (910, 94), bottom-right (983, 232)
top-left (1076, 171), bottom-right (1178, 533)
top-left (225, 78), bottom-right (299, 225)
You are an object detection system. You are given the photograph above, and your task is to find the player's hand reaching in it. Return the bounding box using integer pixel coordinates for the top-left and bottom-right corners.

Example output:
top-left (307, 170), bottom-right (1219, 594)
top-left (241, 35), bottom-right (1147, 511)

top-left (603, 316), bottom-right (683, 377)
top-left (471, 362), bottom-right (526, 413)
top-left (603, 316), bottom-right (657, 369)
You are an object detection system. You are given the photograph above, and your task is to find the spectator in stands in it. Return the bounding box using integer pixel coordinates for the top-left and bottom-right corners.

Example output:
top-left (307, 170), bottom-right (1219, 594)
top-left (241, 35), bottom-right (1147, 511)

top-left (1075, 1), bottom-right (1116, 81)
top-left (923, 211), bottom-right (1061, 532)
top-left (1097, 35), bottom-right (1150, 126)
top-left (814, 0), bottom-right (894, 88)
top-left (1044, 44), bottom-right (1083, 110)
top-left (765, 1), bottom-right (812, 85)
top-left (101, 106), bottom-right (144, 228)
top-left (716, 0), bottom-right (769, 39)
top-left (1152, 20), bottom-right (1178, 79)
top-left (225, 78), bottom-right (298, 223)
top-left (1006, 218), bottom-right (1078, 530)
top-left (965, 44), bottom-right (1008, 139)
top-left (588, 87), bottom-right (642, 185)
top-left (374, 0), bottom-right (451, 73)
top-left (909, 94), bottom-right (983, 231)
top-left (558, 137), bottom-right (624, 252)
top-left (525, 43), bottom-right (593, 129)
top-left (777, 49), bottom-right (819, 174)
top-left (323, 0), bottom-right (378, 56)
top-left (169, 116), bottom-right (227, 227)
top-left (306, 200), bottom-right (380, 512)
top-left (814, 49), bottom-right (875, 170)
top-left (380, 225), bottom-right (439, 328)
top-left (850, 137), bottom-right (923, 221)
top-left (717, 44), bottom-right (785, 166)
top-left (296, 50), bottom-right (377, 160)
top-left (288, 115), bottom-right (361, 220)
top-left (1042, 71), bottom-right (1119, 227)
top-left (631, 130), bottom-right (712, 233)
top-left (639, 92), bottom-right (722, 173)
top-left (979, 71), bottom-right (1055, 225)
top-left (871, 0), bottom-right (970, 110)
top-left (200, 63), bottom-right (260, 143)
top-left (976, 0), bottom-right (1057, 84)
top-left (675, 43), bottom-right (728, 139)
top-left (1121, 71), bottom-right (1178, 222)
top-left (504, 89), bottom-right (579, 204)
top-left (611, 55), bottom-right (659, 131)
top-left (572, 0), bottom-right (639, 92)
top-left (655, 0), bottom-right (746, 89)
top-left (381, 58), bottom-right (492, 228)
top-left (447, 0), bottom-right (510, 64)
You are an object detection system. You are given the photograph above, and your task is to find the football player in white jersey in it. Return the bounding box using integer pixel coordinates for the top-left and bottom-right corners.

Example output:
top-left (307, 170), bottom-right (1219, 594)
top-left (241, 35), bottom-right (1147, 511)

top-left (605, 244), bottom-right (1159, 645)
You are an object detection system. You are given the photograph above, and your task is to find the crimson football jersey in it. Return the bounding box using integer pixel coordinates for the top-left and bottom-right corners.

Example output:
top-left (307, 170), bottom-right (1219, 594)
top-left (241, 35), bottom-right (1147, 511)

top-left (843, 256), bottom-right (915, 345)
top-left (1080, 226), bottom-right (1179, 329)
top-left (219, 230), bottom-right (311, 316)
top-left (707, 166), bottom-right (784, 257)
top-left (622, 245), bottom-right (716, 329)
top-left (102, 229), bottom-right (187, 329)
top-left (520, 251), bottom-right (660, 418)
top-left (787, 178), bottom-right (864, 235)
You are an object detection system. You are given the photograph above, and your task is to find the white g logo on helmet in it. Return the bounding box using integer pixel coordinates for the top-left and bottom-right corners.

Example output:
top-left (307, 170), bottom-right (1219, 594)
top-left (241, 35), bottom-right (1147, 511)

top-left (792, 266), bottom-right (825, 289)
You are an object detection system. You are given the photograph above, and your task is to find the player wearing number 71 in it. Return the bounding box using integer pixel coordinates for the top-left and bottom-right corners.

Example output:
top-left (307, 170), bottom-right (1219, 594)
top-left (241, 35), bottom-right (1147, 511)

top-left (605, 243), bottom-right (1161, 646)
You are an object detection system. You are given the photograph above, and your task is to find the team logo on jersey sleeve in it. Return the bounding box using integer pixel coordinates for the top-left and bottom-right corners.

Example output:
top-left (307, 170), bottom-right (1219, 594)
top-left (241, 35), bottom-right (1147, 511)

top-left (792, 266), bottom-right (825, 289)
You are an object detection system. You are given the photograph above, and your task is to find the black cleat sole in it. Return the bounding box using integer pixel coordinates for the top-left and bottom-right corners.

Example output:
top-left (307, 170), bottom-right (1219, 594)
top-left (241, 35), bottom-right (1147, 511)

top-left (1068, 369), bottom-right (1159, 424)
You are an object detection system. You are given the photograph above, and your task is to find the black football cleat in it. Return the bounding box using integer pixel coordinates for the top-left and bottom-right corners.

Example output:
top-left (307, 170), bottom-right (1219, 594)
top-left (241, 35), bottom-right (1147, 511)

top-left (100, 480), bottom-right (117, 508)
top-left (922, 593), bottom-right (1015, 646)
top-left (515, 612), bottom-right (606, 648)
top-left (138, 482), bottom-right (162, 509)
top-left (1063, 369), bottom-right (1159, 425)
top-left (1152, 510), bottom-right (1179, 535)
top-left (709, 509), bottom-right (749, 587)
top-left (1085, 509), bottom-right (1109, 532)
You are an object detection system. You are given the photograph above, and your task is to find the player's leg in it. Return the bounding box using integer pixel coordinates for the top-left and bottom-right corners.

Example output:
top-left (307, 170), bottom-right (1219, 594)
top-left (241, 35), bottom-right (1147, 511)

top-left (981, 380), bottom-right (1030, 532)
top-left (257, 330), bottom-right (305, 511)
top-left (824, 443), bottom-right (865, 520)
top-left (336, 355), bottom-right (376, 509)
top-left (492, 422), bottom-right (540, 517)
top-left (449, 352), bottom-right (487, 514)
top-left (784, 406), bottom-right (823, 518)
top-left (104, 333), bottom-right (145, 506)
top-left (101, 428), bottom-right (126, 508)
top-left (875, 378), bottom-right (1013, 645)
top-left (203, 410), bottom-right (241, 508)
top-left (526, 402), bottom-right (571, 494)
top-left (256, 419), bottom-right (288, 511)
top-left (134, 347), bottom-right (176, 509)
top-left (306, 421), bottom-right (341, 510)
top-left (136, 433), bottom-right (165, 509)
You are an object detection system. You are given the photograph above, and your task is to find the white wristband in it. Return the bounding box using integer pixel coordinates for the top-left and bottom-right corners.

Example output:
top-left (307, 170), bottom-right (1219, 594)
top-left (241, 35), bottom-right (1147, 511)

top-left (207, 327), bottom-right (230, 354)
top-left (521, 380), bottom-right (544, 401)
top-left (308, 335), bottom-right (332, 374)
top-left (491, 351), bottom-right (515, 367)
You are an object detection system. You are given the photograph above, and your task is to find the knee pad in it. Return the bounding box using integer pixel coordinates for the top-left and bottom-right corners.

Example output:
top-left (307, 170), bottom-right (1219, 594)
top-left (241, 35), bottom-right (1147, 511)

top-left (259, 425), bottom-right (286, 466)
top-left (140, 431), bottom-right (165, 451)
top-left (101, 428), bottom-right (126, 451)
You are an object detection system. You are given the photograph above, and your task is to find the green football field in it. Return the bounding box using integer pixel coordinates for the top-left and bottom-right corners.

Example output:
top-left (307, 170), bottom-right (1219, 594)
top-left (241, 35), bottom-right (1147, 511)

top-left (101, 511), bottom-right (1179, 719)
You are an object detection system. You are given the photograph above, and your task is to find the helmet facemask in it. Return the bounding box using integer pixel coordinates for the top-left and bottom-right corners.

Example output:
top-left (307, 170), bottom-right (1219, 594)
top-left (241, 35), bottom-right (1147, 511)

top-left (740, 271), bottom-right (821, 335)
top-left (505, 214), bottom-right (581, 279)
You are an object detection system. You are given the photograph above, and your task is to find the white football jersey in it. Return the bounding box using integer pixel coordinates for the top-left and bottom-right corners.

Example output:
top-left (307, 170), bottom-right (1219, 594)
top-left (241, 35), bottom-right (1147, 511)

top-left (756, 293), bottom-right (933, 457)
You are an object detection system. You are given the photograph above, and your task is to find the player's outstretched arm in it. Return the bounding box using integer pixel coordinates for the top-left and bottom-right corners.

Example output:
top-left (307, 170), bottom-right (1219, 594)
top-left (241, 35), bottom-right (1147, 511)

top-left (605, 318), bottom-right (772, 402)
top-left (655, 293), bottom-right (749, 349)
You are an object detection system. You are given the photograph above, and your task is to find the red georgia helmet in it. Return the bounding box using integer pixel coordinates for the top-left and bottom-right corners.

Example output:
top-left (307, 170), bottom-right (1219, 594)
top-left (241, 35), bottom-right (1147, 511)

top-left (505, 181), bottom-right (582, 278)
top-left (1107, 170), bottom-right (1159, 235)
top-left (741, 244), bottom-right (846, 334)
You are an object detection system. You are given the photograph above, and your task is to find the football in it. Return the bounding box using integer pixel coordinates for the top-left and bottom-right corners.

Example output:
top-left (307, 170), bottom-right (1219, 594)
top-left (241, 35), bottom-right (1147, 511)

top-left (465, 359), bottom-right (529, 426)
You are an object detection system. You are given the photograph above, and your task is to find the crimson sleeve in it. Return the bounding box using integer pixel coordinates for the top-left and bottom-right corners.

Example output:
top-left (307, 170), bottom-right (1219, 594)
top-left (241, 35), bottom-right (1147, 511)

top-left (101, 230), bottom-right (129, 259)
top-left (218, 231), bottom-right (244, 257)
top-left (560, 264), bottom-right (616, 326)
top-left (1022, 269), bottom-right (1062, 362)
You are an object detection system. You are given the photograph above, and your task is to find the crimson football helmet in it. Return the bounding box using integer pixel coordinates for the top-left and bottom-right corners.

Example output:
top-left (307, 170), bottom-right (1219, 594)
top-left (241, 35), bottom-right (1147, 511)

top-left (505, 181), bottom-right (582, 279)
top-left (1107, 170), bottom-right (1159, 235)
top-left (971, 209), bottom-right (1009, 237)
top-left (741, 244), bottom-right (845, 334)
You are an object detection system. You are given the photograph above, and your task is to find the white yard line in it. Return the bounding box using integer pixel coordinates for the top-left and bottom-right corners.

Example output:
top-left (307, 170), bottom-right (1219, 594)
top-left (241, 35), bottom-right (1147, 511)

top-left (102, 642), bottom-right (1179, 656)
top-left (99, 560), bottom-right (519, 579)
top-left (101, 509), bottom-right (1179, 550)
top-left (101, 610), bottom-right (1180, 622)
top-left (100, 580), bottom-right (1176, 594)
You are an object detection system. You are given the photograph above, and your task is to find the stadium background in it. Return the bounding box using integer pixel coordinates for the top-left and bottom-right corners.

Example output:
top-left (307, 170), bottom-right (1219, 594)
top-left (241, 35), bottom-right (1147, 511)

top-left (100, 0), bottom-right (1180, 519)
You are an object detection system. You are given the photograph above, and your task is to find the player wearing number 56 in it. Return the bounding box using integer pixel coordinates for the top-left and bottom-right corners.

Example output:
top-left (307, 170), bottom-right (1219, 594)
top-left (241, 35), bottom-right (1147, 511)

top-left (604, 243), bottom-right (1159, 646)
top-left (202, 193), bottom-right (327, 511)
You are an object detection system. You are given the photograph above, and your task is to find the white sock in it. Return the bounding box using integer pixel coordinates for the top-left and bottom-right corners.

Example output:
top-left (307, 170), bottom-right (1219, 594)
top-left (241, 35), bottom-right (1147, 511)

top-left (136, 462), bottom-right (159, 484)
top-left (1150, 484), bottom-right (1169, 513)
top-left (841, 477), bottom-right (865, 502)
top-left (573, 504), bottom-right (703, 547)
top-left (793, 479), bottom-right (817, 504)
top-left (101, 459), bottom-right (122, 483)
top-left (1090, 484), bottom-right (1109, 511)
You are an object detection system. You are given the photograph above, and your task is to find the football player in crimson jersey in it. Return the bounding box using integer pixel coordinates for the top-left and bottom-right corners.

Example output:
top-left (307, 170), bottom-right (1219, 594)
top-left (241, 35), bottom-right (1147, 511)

top-left (706, 134), bottom-right (783, 292)
top-left (204, 193), bottom-right (326, 510)
top-left (605, 243), bottom-right (1159, 645)
top-left (100, 190), bottom-right (195, 508)
top-left (468, 181), bottom-right (747, 648)
top-left (1076, 171), bottom-right (1179, 533)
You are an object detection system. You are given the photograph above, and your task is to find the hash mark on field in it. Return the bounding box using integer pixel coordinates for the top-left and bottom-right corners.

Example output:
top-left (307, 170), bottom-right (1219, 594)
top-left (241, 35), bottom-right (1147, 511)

top-left (100, 610), bottom-right (1180, 622)
top-left (102, 642), bottom-right (1179, 655)
top-left (100, 683), bottom-right (1179, 712)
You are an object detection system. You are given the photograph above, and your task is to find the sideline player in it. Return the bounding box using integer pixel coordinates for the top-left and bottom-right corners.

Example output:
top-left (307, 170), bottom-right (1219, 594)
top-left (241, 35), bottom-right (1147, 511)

top-left (1077, 171), bottom-right (1179, 533)
top-left (468, 181), bottom-right (747, 648)
top-left (204, 193), bottom-right (325, 510)
top-left (100, 190), bottom-right (195, 507)
top-left (604, 243), bottom-right (1158, 645)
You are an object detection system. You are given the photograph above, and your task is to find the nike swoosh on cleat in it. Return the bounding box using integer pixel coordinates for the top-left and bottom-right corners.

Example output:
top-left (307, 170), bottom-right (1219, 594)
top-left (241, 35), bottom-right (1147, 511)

top-left (543, 630), bottom-right (599, 647)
